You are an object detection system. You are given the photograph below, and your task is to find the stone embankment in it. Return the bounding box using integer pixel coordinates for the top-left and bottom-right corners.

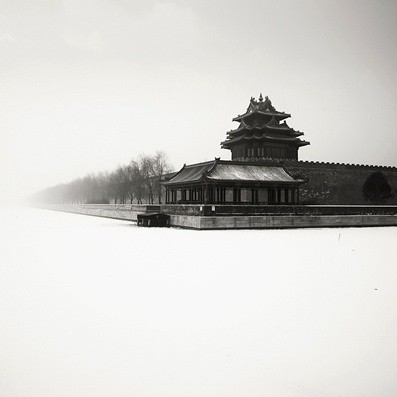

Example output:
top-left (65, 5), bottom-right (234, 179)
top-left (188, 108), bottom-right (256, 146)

top-left (43, 204), bottom-right (397, 230)
top-left (43, 204), bottom-right (160, 221)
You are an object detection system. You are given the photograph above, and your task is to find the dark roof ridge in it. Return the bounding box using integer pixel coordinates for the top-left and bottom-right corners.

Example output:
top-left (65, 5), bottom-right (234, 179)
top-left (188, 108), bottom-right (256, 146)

top-left (226, 125), bottom-right (298, 136)
top-left (182, 159), bottom-right (217, 168)
top-left (163, 162), bottom-right (187, 183)
top-left (221, 134), bottom-right (310, 146)
top-left (233, 110), bottom-right (290, 122)
top-left (215, 159), bottom-right (290, 167)
top-left (203, 158), bottom-right (221, 179)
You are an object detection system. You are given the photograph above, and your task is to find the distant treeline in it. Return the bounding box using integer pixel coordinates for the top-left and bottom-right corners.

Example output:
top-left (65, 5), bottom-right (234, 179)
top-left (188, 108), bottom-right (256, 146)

top-left (30, 151), bottom-right (174, 205)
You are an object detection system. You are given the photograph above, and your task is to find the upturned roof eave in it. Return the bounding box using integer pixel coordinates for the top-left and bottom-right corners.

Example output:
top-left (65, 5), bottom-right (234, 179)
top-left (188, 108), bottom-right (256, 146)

top-left (163, 178), bottom-right (205, 186)
top-left (227, 125), bottom-right (301, 136)
top-left (221, 135), bottom-right (310, 147)
top-left (161, 163), bottom-right (187, 185)
top-left (162, 159), bottom-right (217, 185)
top-left (233, 110), bottom-right (291, 122)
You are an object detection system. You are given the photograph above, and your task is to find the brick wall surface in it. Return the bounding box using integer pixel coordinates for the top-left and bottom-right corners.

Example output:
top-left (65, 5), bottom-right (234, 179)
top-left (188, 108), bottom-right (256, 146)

top-left (283, 161), bottom-right (397, 205)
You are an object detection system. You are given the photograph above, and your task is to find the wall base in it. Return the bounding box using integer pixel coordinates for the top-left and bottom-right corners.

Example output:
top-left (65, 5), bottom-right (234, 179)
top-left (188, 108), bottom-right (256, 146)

top-left (41, 204), bottom-right (397, 230)
top-left (169, 214), bottom-right (397, 229)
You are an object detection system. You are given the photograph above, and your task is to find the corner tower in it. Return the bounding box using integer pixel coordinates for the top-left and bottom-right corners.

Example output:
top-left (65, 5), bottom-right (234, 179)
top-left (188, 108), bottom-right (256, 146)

top-left (221, 94), bottom-right (309, 160)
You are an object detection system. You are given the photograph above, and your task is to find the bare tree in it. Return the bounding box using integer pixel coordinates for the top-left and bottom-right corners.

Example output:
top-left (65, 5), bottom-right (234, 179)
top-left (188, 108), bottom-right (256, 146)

top-left (139, 155), bottom-right (155, 204)
top-left (108, 167), bottom-right (128, 204)
top-left (127, 160), bottom-right (146, 204)
top-left (30, 151), bottom-right (174, 205)
top-left (151, 151), bottom-right (173, 204)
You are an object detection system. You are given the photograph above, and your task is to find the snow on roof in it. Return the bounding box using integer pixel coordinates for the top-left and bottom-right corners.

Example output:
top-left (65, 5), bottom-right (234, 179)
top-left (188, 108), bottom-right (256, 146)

top-left (207, 163), bottom-right (302, 183)
top-left (164, 161), bottom-right (303, 185)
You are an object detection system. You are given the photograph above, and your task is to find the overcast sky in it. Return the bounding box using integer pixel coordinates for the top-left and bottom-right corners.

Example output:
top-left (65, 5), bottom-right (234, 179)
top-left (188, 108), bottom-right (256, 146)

top-left (1, 0), bottom-right (396, 200)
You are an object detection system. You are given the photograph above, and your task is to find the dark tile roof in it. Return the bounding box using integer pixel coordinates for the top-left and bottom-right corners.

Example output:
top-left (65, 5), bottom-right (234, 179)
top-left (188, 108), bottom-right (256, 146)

top-left (225, 95), bottom-right (309, 148)
top-left (221, 133), bottom-right (310, 148)
top-left (164, 161), bottom-right (215, 184)
top-left (207, 163), bottom-right (302, 183)
top-left (228, 120), bottom-right (294, 135)
top-left (164, 160), bottom-right (303, 185)
top-left (232, 96), bottom-right (290, 122)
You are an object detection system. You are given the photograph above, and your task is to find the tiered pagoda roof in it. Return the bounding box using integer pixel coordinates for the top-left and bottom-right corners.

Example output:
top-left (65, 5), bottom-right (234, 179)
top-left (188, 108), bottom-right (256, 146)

top-left (221, 94), bottom-right (309, 154)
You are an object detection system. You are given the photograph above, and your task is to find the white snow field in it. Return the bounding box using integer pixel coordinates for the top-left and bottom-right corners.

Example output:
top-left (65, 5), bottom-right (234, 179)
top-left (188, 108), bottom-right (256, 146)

top-left (0, 206), bottom-right (396, 397)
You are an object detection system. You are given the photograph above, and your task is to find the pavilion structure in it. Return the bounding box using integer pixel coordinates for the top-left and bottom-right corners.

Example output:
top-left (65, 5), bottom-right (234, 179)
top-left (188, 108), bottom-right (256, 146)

top-left (221, 94), bottom-right (309, 160)
top-left (163, 158), bottom-right (303, 205)
top-left (163, 94), bottom-right (308, 205)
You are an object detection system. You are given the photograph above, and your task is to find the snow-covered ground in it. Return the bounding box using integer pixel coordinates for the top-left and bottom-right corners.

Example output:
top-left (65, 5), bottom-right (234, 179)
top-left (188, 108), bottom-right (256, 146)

top-left (1, 206), bottom-right (396, 397)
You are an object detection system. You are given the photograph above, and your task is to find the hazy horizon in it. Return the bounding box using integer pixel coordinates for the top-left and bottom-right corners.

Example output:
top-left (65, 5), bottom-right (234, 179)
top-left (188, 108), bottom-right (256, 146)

top-left (1, 0), bottom-right (396, 202)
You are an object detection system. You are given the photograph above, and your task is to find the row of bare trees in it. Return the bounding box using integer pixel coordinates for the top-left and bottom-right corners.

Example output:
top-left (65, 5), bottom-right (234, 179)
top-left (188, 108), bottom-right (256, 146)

top-left (30, 152), bottom-right (174, 205)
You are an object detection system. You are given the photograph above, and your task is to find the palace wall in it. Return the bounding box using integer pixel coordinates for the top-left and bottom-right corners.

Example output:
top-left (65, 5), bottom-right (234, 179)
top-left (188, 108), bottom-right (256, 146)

top-left (283, 161), bottom-right (397, 205)
top-left (41, 203), bottom-right (397, 229)
top-left (42, 204), bottom-right (161, 221)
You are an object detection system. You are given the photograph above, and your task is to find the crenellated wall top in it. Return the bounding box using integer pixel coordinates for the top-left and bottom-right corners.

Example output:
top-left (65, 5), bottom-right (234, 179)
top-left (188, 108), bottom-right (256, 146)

top-left (232, 157), bottom-right (397, 171)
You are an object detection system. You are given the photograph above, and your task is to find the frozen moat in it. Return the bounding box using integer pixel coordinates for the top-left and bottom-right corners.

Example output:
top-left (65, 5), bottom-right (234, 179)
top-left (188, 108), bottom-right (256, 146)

top-left (1, 206), bottom-right (396, 396)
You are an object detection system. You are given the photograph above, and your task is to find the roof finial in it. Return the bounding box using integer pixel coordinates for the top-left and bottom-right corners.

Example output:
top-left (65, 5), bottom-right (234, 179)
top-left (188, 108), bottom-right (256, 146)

top-left (259, 93), bottom-right (263, 102)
